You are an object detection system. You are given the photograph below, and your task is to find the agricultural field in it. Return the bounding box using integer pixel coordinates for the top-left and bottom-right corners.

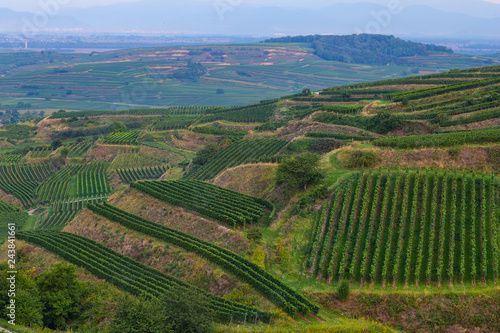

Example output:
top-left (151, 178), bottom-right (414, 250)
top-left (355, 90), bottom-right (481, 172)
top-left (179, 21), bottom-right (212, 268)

top-left (2, 60), bottom-right (500, 332)
top-left (110, 152), bottom-right (168, 170)
top-left (307, 170), bottom-right (499, 287)
top-left (0, 163), bottom-right (53, 207)
top-left (131, 180), bottom-right (275, 227)
top-left (199, 102), bottom-right (277, 124)
top-left (0, 199), bottom-right (18, 212)
top-left (103, 131), bottom-right (140, 145)
top-left (116, 165), bottom-right (168, 183)
top-left (16, 230), bottom-right (271, 323)
top-left (87, 202), bottom-right (316, 316)
top-left (67, 141), bottom-right (92, 158)
top-left (187, 139), bottom-right (288, 181)
top-left (0, 40), bottom-right (496, 111)
top-left (37, 199), bottom-right (105, 230)
top-left (0, 154), bottom-right (21, 162)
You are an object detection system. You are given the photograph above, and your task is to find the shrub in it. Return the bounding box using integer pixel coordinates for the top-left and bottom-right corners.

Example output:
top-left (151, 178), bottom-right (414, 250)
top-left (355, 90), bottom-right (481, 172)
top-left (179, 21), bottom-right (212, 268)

top-left (343, 150), bottom-right (379, 169)
top-left (337, 280), bottom-right (350, 302)
top-left (247, 227), bottom-right (263, 243)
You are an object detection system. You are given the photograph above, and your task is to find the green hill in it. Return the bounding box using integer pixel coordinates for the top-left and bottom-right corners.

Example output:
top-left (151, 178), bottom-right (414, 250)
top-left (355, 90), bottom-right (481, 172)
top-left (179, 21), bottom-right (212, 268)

top-left (0, 61), bottom-right (499, 332)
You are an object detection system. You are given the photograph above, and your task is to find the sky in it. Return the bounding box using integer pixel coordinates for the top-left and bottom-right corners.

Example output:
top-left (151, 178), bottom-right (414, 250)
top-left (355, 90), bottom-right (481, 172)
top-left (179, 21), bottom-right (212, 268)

top-left (1, 0), bottom-right (499, 12)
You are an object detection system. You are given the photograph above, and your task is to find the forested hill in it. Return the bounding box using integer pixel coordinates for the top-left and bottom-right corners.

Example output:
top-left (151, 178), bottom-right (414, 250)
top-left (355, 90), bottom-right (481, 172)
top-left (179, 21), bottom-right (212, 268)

top-left (264, 34), bottom-right (453, 65)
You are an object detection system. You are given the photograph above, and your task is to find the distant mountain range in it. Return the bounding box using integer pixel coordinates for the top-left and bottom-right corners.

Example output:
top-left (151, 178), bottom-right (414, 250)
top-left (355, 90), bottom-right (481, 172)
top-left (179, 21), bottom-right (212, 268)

top-left (1, 1), bottom-right (499, 37)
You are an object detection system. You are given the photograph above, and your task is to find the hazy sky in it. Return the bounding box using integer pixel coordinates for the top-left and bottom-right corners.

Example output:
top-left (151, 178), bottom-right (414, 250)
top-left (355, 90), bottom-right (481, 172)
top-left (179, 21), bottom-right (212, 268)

top-left (1, 0), bottom-right (500, 13)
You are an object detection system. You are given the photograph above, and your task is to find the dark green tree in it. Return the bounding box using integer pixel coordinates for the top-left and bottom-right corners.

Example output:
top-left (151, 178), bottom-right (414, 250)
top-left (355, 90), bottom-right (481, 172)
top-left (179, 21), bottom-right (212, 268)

top-left (112, 121), bottom-right (127, 132)
top-left (59, 147), bottom-right (70, 158)
top-left (344, 150), bottom-right (379, 169)
top-left (111, 287), bottom-right (214, 333)
top-left (337, 280), bottom-right (350, 302)
top-left (276, 152), bottom-right (324, 191)
top-left (0, 264), bottom-right (43, 328)
top-left (158, 287), bottom-right (214, 333)
top-left (36, 263), bottom-right (85, 329)
top-left (110, 296), bottom-right (171, 333)
top-left (50, 139), bottom-right (63, 150)
top-left (193, 144), bottom-right (219, 165)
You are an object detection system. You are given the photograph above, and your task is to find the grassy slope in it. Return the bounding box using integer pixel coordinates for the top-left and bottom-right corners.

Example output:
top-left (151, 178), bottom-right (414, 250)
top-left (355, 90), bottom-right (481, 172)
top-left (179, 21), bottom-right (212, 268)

top-left (2, 64), bottom-right (500, 332)
top-left (0, 43), bottom-right (497, 109)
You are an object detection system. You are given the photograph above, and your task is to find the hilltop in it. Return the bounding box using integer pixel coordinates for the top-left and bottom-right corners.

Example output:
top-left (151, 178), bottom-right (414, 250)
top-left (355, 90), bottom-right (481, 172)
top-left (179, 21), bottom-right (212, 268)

top-left (0, 62), bottom-right (499, 332)
top-left (0, 35), bottom-right (497, 114)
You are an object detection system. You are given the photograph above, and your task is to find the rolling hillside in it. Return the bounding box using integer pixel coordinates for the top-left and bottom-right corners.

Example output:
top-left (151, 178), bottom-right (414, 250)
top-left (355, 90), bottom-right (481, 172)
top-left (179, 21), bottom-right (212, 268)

top-left (0, 61), bottom-right (499, 332)
top-left (0, 35), bottom-right (498, 114)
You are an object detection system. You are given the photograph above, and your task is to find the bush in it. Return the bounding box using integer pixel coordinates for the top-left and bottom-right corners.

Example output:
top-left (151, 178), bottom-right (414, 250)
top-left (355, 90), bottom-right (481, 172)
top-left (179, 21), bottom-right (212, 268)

top-left (193, 144), bottom-right (220, 165)
top-left (110, 296), bottom-right (171, 333)
top-left (246, 227), bottom-right (263, 243)
top-left (343, 150), bottom-right (379, 169)
top-left (337, 280), bottom-right (350, 302)
top-left (276, 152), bottom-right (324, 191)
top-left (36, 263), bottom-right (85, 329)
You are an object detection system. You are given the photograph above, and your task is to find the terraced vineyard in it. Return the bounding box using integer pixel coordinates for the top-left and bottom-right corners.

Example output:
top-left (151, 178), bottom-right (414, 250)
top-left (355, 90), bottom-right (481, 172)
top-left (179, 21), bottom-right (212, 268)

top-left (373, 127), bottom-right (500, 148)
top-left (17, 231), bottom-right (271, 323)
top-left (0, 163), bottom-right (53, 207)
top-left (103, 131), bottom-right (140, 145)
top-left (131, 180), bottom-right (275, 227)
top-left (117, 165), bottom-right (168, 183)
top-left (200, 102), bottom-right (277, 123)
top-left (187, 139), bottom-right (288, 181)
top-left (30, 147), bottom-right (52, 159)
top-left (67, 141), bottom-right (92, 158)
top-left (110, 152), bottom-right (167, 170)
top-left (50, 106), bottom-right (221, 119)
top-left (0, 199), bottom-right (19, 212)
top-left (37, 199), bottom-right (103, 230)
top-left (87, 202), bottom-right (317, 316)
top-left (37, 164), bottom-right (84, 203)
top-left (152, 115), bottom-right (198, 130)
top-left (0, 163), bottom-right (52, 183)
top-left (306, 132), bottom-right (376, 141)
top-left (75, 162), bottom-right (111, 198)
top-left (307, 170), bottom-right (500, 287)
top-left (0, 154), bottom-right (21, 163)
top-left (192, 125), bottom-right (248, 137)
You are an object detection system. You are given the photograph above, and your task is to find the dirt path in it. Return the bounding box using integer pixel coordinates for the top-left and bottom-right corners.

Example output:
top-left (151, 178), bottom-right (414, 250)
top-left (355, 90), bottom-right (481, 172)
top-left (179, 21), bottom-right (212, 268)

top-left (28, 209), bottom-right (36, 215)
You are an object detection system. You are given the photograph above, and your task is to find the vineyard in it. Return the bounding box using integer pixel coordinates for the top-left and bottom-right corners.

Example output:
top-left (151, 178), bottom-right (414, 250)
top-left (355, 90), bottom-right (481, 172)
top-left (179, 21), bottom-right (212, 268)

top-left (16, 230), bottom-right (271, 323)
top-left (187, 139), bottom-right (288, 181)
top-left (37, 199), bottom-right (103, 230)
top-left (50, 106), bottom-right (222, 119)
top-left (30, 146), bottom-right (52, 159)
top-left (373, 127), bottom-right (500, 148)
top-left (37, 162), bottom-right (111, 203)
top-left (116, 165), bottom-right (168, 183)
top-left (75, 162), bottom-right (111, 198)
top-left (0, 199), bottom-right (18, 212)
top-left (192, 126), bottom-right (248, 137)
top-left (103, 131), bottom-right (140, 145)
top-left (388, 76), bottom-right (500, 102)
top-left (37, 165), bottom-right (83, 203)
top-left (0, 154), bottom-right (21, 163)
top-left (322, 105), bottom-right (364, 114)
top-left (200, 102), bottom-right (277, 123)
top-left (0, 163), bottom-right (53, 207)
top-left (152, 115), bottom-right (198, 130)
top-left (131, 180), bottom-right (275, 227)
top-left (307, 170), bottom-right (500, 287)
top-left (110, 152), bottom-right (167, 170)
top-left (67, 141), bottom-right (92, 158)
top-left (0, 163), bottom-right (52, 183)
top-left (306, 132), bottom-right (376, 141)
top-left (87, 202), bottom-right (318, 316)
